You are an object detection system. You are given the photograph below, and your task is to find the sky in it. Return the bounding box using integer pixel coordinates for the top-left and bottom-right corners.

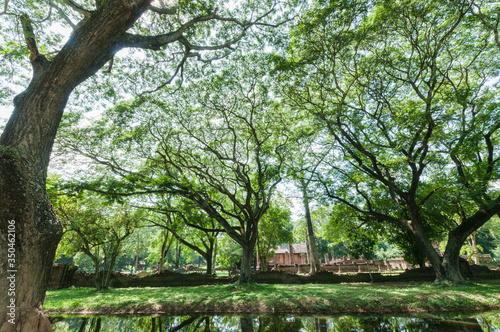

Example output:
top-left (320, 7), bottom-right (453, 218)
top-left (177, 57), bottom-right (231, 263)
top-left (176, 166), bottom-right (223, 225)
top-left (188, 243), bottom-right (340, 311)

top-left (0, 106), bottom-right (12, 126)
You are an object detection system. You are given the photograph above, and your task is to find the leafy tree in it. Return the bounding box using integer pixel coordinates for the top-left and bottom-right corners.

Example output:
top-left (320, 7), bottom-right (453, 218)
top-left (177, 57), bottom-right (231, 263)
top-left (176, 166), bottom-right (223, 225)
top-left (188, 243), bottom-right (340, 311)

top-left (456, 0), bottom-right (500, 50)
top-left (0, 0), bottom-right (288, 328)
top-left (119, 222), bottom-right (157, 272)
top-left (256, 198), bottom-right (293, 271)
top-left (52, 193), bottom-right (139, 289)
top-left (56, 55), bottom-right (293, 282)
top-left (322, 203), bottom-right (380, 260)
top-left (481, 216), bottom-right (500, 260)
top-left (374, 241), bottom-right (403, 261)
top-left (278, 0), bottom-right (500, 283)
top-left (216, 233), bottom-right (243, 270)
top-left (144, 196), bottom-right (223, 274)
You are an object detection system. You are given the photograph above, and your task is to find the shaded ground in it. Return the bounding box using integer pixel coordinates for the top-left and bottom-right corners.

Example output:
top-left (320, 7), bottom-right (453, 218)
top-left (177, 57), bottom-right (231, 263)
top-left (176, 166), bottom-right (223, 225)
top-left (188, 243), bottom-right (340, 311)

top-left (44, 280), bottom-right (500, 316)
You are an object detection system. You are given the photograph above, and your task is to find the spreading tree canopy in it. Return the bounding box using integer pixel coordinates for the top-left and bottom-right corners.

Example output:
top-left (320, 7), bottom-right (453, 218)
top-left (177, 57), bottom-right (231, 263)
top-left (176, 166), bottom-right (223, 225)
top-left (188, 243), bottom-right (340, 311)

top-left (0, 0), bottom-right (290, 329)
top-left (278, 0), bottom-right (500, 282)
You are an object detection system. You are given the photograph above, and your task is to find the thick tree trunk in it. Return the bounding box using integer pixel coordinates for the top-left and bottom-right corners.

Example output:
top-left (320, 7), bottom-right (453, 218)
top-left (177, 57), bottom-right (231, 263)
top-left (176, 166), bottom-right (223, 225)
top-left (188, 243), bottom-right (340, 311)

top-left (0, 2), bottom-right (151, 330)
top-left (0, 163), bottom-right (60, 332)
top-left (239, 245), bottom-right (254, 283)
top-left (93, 256), bottom-right (102, 291)
top-left (406, 214), bottom-right (446, 281)
top-left (408, 203), bottom-right (500, 283)
top-left (441, 226), bottom-right (474, 284)
top-left (300, 179), bottom-right (321, 274)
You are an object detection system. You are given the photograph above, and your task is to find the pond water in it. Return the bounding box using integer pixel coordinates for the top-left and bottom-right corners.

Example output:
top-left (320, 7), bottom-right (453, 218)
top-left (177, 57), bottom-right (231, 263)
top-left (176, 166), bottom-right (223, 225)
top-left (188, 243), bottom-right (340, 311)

top-left (49, 312), bottom-right (500, 331)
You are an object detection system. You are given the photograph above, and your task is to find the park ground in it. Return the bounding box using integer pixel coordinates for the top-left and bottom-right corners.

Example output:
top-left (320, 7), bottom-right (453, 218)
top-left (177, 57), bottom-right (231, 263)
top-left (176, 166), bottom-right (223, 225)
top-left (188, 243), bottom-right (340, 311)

top-left (44, 280), bottom-right (500, 316)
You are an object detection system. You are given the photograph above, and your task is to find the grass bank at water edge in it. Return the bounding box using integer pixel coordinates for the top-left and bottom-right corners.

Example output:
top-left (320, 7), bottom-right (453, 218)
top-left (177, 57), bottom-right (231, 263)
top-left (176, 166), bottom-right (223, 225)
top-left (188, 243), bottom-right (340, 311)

top-left (44, 281), bottom-right (500, 315)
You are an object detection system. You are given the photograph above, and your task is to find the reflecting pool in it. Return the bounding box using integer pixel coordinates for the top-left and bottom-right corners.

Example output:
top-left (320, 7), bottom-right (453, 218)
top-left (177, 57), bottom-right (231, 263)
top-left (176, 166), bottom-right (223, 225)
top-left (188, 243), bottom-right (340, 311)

top-left (49, 312), bottom-right (500, 331)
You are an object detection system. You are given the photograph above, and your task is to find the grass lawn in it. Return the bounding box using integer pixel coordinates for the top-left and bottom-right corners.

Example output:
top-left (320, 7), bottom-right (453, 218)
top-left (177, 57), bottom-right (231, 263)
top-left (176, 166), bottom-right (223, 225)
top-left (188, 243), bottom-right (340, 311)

top-left (44, 280), bottom-right (500, 316)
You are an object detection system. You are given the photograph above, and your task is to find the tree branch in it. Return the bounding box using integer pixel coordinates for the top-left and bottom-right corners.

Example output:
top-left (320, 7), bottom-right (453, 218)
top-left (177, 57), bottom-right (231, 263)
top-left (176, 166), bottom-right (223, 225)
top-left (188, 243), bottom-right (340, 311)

top-left (49, 1), bottom-right (76, 28)
top-left (20, 14), bottom-right (40, 62)
top-left (1, 0), bottom-right (8, 15)
top-left (147, 4), bottom-right (177, 15)
top-left (418, 187), bottom-right (440, 206)
top-left (61, 0), bottom-right (93, 17)
top-left (118, 10), bottom-right (223, 50)
top-left (20, 14), bottom-right (50, 75)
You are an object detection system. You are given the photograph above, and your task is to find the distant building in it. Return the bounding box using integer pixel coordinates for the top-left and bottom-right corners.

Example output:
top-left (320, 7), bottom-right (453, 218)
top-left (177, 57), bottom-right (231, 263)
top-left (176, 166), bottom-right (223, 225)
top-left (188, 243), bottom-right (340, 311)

top-left (269, 243), bottom-right (309, 266)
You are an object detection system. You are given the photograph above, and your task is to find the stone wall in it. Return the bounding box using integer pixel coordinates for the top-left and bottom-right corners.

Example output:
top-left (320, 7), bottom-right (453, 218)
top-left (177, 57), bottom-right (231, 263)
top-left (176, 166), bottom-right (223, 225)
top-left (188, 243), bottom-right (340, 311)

top-left (48, 262), bottom-right (500, 290)
top-left (272, 259), bottom-right (395, 274)
top-left (48, 264), bottom-right (78, 289)
top-left (48, 267), bottom-right (237, 289)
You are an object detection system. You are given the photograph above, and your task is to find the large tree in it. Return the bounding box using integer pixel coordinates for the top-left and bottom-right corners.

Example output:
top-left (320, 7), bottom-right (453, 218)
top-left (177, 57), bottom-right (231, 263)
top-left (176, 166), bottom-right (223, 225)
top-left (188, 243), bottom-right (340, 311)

top-left (278, 0), bottom-right (500, 283)
top-left (52, 193), bottom-right (139, 290)
top-left (55, 55), bottom-right (293, 282)
top-left (0, 0), bottom-right (285, 329)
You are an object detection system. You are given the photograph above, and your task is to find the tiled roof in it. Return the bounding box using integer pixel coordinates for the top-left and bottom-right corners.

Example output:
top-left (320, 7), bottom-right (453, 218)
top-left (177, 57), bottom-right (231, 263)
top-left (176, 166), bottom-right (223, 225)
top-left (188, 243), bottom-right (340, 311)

top-left (274, 243), bottom-right (308, 254)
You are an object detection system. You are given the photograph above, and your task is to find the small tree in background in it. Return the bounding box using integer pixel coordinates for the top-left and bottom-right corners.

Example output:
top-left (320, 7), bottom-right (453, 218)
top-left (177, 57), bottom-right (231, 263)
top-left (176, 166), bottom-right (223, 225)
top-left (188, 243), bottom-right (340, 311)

top-left (256, 199), bottom-right (293, 271)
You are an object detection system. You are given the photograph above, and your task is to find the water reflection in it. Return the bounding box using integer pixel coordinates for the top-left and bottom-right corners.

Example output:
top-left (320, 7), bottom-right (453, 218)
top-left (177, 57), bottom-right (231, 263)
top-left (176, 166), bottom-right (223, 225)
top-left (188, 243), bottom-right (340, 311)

top-left (49, 312), bottom-right (500, 331)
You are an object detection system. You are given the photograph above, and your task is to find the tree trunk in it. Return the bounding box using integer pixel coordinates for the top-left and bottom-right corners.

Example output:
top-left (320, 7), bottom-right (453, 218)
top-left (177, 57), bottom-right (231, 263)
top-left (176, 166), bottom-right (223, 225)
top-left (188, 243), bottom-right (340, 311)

top-left (212, 238), bottom-right (217, 275)
top-left (104, 243), bottom-right (121, 288)
top-left (406, 214), bottom-right (446, 281)
top-left (205, 245), bottom-right (213, 275)
top-left (159, 231), bottom-right (168, 272)
top-left (134, 251), bottom-right (140, 272)
top-left (259, 256), bottom-right (268, 272)
top-left (441, 227), bottom-right (472, 284)
top-left (239, 245), bottom-right (254, 283)
top-left (315, 318), bottom-right (327, 332)
top-left (90, 318), bottom-right (101, 332)
top-left (408, 202), bottom-right (500, 283)
top-left (300, 178), bottom-right (321, 274)
top-left (93, 256), bottom-right (102, 291)
top-left (203, 317), bottom-right (211, 332)
top-left (0, 170), bottom-right (60, 332)
top-left (255, 235), bottom-right (268, 272)
top-left (305, 235), bottom-right (311, 264)
top-left (468, 231), bottom-right (479, 265)
top-left (0, 2), bottom-right (152, 330)
top-left (77, 318), bottom-right (88, 332)
top-left (175, 239), bottom-right (180, 269)
top-left (240, 317), bottom-right (254, 332)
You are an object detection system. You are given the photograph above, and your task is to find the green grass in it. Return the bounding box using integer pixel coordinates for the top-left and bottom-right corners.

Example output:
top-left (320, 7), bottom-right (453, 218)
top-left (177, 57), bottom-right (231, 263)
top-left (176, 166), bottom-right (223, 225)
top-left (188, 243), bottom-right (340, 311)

top-left (44, 280), bottom-right (500, 315)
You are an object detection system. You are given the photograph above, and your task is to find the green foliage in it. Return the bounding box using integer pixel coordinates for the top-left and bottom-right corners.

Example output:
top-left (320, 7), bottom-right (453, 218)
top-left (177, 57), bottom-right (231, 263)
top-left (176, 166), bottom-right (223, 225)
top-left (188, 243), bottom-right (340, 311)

top-left (374, 241), bottom-right (403, 261)
top-left (275, 0), bottom-right (500, 280)
top-left (0, 145), bottom-right (18, 163)
top-left (50, 184), bottom-right (143, 285)
top-left (484, 217), bottom-right (500, 260)
top-left (216, 234), bottom-right (242, 268)
top-left (387, 226), bottom-right (428, 267)
top-left (257, 198), bottom-right (293, 262)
